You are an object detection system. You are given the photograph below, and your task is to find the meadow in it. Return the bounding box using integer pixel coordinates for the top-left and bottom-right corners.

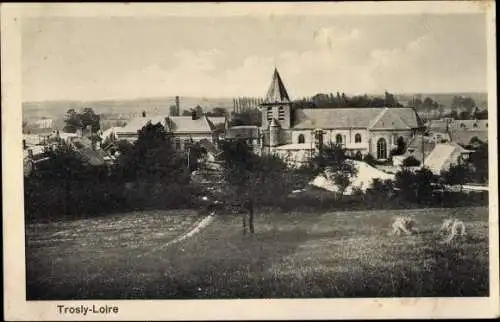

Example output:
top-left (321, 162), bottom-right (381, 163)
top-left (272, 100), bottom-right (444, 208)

top-left (25, 206), bottom-right (489, 300)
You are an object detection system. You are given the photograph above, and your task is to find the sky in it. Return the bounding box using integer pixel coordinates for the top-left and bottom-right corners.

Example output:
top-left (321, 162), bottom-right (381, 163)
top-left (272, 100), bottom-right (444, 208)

top-left (22, 13), bottom-right (488, 102)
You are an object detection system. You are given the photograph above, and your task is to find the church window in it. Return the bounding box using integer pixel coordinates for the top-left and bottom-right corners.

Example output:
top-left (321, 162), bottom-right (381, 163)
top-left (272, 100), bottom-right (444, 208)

top-left (377, 138), bottom-right (388, 160)
top-left (335, 134), bottom-right (343, 145)
top-left (267, 107), bottom-right (273, 121)
top-left (278, 106), bottom-right (285, 121)
top-left (298, 134), bottom-right (305, 144)
top-left (355, 133), bottom-right (362, 143)
top-left (473, 123), bottom-right (478, 128)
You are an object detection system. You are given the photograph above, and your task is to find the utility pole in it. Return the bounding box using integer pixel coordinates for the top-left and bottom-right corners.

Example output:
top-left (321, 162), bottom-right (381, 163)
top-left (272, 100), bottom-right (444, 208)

top-left (421, 130), bottom-right (425, 167)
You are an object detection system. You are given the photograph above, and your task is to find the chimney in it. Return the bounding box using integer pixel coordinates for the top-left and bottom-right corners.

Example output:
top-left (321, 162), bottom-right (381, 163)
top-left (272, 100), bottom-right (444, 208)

top-left (191, 110), bottom-right (197, 120)
top-left (175, 96), bottom-right (180, 115)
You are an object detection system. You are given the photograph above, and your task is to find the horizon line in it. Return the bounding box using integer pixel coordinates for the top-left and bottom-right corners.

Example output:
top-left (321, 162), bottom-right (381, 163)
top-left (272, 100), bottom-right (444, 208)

top-left (22, 90), bottom-right (489, 104)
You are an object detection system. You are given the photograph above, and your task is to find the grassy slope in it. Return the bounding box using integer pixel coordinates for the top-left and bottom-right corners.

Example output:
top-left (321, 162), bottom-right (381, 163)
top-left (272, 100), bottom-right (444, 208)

top-left (26, 207), bottom-right (489, 299)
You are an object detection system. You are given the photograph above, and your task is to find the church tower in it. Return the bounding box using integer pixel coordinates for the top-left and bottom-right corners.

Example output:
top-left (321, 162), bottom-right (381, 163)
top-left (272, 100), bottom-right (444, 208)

top-left (260, 68), bottom-right (293, 130)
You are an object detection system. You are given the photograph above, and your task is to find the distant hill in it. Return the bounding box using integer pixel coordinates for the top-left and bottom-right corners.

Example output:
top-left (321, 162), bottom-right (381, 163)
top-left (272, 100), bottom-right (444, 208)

top-left (22, 96), bottom-right (236, 121)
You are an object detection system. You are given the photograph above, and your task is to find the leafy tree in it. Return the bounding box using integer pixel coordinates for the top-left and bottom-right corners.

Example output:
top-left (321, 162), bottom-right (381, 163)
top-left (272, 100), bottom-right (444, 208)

top-left (441, 163), bottom-right (469, 192)
top-left (310, 143), bottom-right (358, 199)
top-left (230, 109), bottom-right (261, 126)
top-left (467, 142), bottom-right (488, 183)
top-left (402, 156), bottom-right (421, 167)
top-left (219, 140), bottom-right (316, 234)
top-left (114, 122), bottom-right (188, 183)
top-left (369, 178), bottom-right (395, 199)
top-left (206, 107), bottom-right (228, 117)
top-left (181, 110), bottom-right (192, 116)
top-left (63, 107), bottom-right (100, 133)
top-left (395, 167), bottom-right (436, 203)
top-left (194, 105), bottom-right (204, 118)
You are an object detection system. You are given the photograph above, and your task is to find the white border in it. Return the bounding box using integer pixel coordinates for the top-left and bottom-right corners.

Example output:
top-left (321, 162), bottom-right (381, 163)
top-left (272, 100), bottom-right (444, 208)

top-left (2, 2), bottom-right (499, 320)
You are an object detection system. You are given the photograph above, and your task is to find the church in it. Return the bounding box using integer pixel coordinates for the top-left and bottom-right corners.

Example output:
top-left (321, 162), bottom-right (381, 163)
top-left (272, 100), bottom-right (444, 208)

top-left (258, 68), bottom-right (425, 164)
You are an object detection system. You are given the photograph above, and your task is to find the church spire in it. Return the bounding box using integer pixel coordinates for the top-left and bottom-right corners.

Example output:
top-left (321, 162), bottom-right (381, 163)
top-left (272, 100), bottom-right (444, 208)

top-left (264, 68), bottom-right (290, 104)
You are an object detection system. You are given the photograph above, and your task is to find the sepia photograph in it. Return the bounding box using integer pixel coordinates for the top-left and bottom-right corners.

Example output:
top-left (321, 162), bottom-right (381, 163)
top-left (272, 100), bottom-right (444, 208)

top-left (2, 2), bottom-right (498, 320)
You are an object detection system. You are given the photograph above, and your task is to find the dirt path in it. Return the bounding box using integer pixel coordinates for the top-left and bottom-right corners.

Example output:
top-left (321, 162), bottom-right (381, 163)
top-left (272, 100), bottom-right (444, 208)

top-left (138, 213), bottom-right (216, 257)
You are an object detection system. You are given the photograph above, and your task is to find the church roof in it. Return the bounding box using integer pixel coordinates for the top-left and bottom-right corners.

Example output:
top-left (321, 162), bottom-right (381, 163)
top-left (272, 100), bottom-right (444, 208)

top-left (263, 68), bottom-right (290, 104)
top-left (292, 107), bottom-right (423, 130)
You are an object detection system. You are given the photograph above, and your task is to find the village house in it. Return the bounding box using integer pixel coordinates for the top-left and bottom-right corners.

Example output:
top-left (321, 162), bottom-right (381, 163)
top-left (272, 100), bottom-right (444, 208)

top-left (224, 125), bottom-right (261, 155)
top-left (258, 68), bottom-right (425, 164)
top-left (114, 111), bottom-right (228, 151)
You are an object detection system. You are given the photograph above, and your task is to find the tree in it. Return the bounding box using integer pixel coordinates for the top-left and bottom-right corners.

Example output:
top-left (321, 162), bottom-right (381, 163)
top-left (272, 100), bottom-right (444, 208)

top-left (230, 109), bottom-right (261, 126)
top-left (441, 163), bottom-right (469, 192)
top-left (310, 143), bottom-right (358, 199)
top-left (402, 156), bottom-right (421, 167)
top-left (194, 105), bottom-right (204, 118)
top-left (63, 108), bottom-right (100, 133)
top-left (219, 140), bottom-right (315, 234)
top-left (206, 107), bottom-right (228, 117)
top-left (467, 142), bottom-right (488, 184)
top-left (395, 167), bottom-right (436, 203)
top-left (181, 110), bottom-right (192, 116)
top-left (114, 122), bottom-right (188, 183)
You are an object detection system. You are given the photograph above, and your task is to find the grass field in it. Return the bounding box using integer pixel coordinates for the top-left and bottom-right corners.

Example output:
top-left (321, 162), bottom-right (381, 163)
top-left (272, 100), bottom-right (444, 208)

top-left (25, 206), bottom-right (489, 299)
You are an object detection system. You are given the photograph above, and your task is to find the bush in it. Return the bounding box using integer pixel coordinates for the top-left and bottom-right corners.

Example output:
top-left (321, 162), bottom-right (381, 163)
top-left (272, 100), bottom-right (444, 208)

top-left (353, 151), bottom-right (363, 161)
top-left (363, 154), bottom-right (377, 166)
top-left (402, 156), bottom-right (421, 167)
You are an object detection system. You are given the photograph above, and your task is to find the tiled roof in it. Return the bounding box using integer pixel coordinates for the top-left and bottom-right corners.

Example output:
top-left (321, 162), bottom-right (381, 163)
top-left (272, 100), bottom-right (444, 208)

top-left (292, 107), bottom-right (422, 130)
top-left (424, 143), bottom-right (469, 174)
top-left (263, 68), bottom-right (290, 104)
top-left (165, 116), bottom-right (214, 133)
top-left (225, 125), bottom-right (260, 139)
top-left (117, 116), bottom-right (166, 134)
top-left (449, 130), bottom-right (488, 145)
top-left (368, 108), bottom-right (411, 130)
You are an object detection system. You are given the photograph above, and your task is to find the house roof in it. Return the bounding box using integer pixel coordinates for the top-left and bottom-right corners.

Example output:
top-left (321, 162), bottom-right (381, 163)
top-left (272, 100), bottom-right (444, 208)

top-left (292, 107), bottom-right (422, 130)
top-left (117, 116), bottom-right (166, 134)
top-left (449, 119), bottom-right (488, 130)
top-left (449, 130), bottom-right (488, 145)
top-left (225, 125), bottom-right (260, 139)
top-left (263, 68), bottom-right (290, 104)
top-left (165, 116), bottom-right (214, 133)
top-left (424, 143), bottom-right (469, 174)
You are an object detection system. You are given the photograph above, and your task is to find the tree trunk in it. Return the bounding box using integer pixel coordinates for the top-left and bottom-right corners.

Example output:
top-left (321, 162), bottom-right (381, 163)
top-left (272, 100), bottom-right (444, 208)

top-left (242, 211), bottom-right (247, 236)
top-left (248, 200), bottom-right (255, 234)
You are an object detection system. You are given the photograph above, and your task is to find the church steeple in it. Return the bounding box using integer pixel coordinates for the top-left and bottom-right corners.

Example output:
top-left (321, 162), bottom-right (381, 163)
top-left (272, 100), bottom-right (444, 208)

top-left (260, 68), bottom-right (293, 131)
top-left (264, 68), bottom-right (290, 104)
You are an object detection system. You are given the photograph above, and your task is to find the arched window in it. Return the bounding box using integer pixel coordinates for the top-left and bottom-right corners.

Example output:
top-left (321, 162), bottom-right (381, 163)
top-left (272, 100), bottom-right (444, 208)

top-left (377, 138), bottom-right (388, 160)
top-left (297, 134), bottom-right (305, 144)
top-left (354, 133), bottom-right (362, 143)
top-left (336, 134), bottom-right (343, 145)
top-left (473, 123), bottom-right (478, 128)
